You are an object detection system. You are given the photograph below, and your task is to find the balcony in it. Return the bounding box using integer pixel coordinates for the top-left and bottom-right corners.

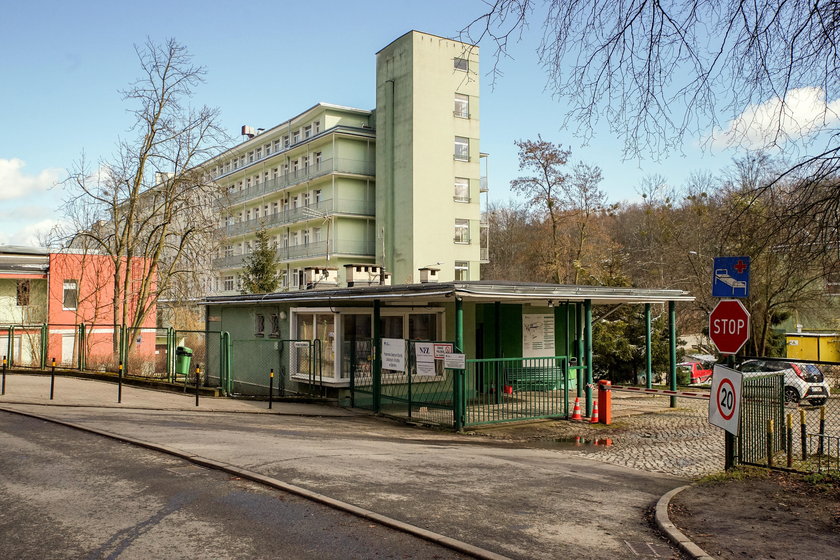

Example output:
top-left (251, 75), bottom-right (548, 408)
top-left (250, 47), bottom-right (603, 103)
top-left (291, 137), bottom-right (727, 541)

top-left (213, 239), bottom-right (376, 270)
top-left (480, 247), bottom-right (489, 263)
top-left (220, 198), bottom-right (375, 238)
top-left (279, 239), bottom-right (376, 262)
top-left (480, 176), bottom-right (488, 192)
top-left (225, 157), bottom-right (375, 206)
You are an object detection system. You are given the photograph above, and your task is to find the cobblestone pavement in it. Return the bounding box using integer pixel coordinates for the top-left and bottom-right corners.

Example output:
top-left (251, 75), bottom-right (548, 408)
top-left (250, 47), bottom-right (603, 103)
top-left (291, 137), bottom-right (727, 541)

top-left (471, 395), bottom-right (724, 478)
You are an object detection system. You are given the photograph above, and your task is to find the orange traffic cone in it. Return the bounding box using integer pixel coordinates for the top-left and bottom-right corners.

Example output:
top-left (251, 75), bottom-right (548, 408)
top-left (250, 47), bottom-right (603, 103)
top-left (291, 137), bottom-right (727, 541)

top-left (590, 398), bottom-right (600, 423)
top-left (571, 397), bottom-right (583, 421)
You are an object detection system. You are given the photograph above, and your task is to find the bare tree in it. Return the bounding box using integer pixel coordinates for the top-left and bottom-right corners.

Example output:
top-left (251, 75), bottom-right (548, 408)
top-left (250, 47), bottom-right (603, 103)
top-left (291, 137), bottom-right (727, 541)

top-left (461, 1), bottom-right (840, 250)
top-left (59, 39), bottom-right (226, 346)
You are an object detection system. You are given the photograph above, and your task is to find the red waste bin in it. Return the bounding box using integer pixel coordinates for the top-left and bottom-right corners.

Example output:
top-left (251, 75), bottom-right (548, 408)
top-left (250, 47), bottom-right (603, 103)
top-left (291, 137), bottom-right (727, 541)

top-left (597, 380), bottom-right (612, 425)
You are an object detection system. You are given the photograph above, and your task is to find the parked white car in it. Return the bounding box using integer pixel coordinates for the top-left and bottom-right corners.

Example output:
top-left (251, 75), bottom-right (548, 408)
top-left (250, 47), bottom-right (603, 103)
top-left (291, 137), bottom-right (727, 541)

top-left (737, 359), bottom-right (830, 406)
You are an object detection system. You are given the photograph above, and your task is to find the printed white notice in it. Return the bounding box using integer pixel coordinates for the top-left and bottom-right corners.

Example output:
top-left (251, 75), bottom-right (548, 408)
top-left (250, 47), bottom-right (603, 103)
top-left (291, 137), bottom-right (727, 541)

top-left (381, 338), bottom-right (406, 372)
top-left (415, 342), bottom-right (436, 375)
top-left (522, 314), bottom-right (555, 358)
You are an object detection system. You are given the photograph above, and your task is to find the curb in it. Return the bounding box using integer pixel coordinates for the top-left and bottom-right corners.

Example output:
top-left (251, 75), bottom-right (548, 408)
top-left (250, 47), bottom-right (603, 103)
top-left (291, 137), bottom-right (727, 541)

top-left (655, 485), bottom-right (716, 560)
top-left (0, 400), bottom-right (360, 417)
top-left (0, 406), bottom-right (511, 560)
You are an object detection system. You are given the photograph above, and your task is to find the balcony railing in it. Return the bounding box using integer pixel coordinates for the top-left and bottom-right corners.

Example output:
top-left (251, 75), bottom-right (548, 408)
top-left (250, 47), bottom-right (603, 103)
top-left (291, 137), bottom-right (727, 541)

top-left (213, 239), bottom-right (376, 270)
top-left (220, 198), bottom-right (375, 238)
top-left (480, 176), bottom-right (488, 192)
top-left (480, 247), bottom-right (489, 263)
top-left (225, 157), bottom-right (375, 205)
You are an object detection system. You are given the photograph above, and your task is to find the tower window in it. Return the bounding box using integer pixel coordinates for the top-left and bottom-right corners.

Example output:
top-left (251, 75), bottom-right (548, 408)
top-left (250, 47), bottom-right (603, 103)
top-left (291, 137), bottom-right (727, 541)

top-left (454, 57), bottom-right (468, 71)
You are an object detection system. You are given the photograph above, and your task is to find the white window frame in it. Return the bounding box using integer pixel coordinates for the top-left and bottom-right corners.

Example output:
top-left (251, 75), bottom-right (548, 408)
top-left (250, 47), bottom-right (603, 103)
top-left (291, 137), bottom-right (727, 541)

top-left (454, 219), bottom-right (470, 244)
top-left (454, 94), bottom-right (469, 118)
top-left (62, 280), bottom-right (78, 310)
top-left (454, 177), bottom-right (470, 202)
top-left (454, 137), bottom-right (470, 161)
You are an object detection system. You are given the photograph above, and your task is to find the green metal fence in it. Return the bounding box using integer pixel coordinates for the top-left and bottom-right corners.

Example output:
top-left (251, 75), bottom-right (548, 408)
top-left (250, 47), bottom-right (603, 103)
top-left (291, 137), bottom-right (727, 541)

top-left (735, 359), bottom-right (840, 473)
top-left (464, 356), bottom-right (570, 426)
top-left (348, 345), bottom-right (570, 430)
top-left (736, 373), bottom-right (785, 466)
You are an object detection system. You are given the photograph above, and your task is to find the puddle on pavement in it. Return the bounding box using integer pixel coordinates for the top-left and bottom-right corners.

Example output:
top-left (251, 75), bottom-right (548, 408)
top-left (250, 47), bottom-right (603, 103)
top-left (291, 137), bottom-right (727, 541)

top-left (527, 436), bottom-right (617, 450)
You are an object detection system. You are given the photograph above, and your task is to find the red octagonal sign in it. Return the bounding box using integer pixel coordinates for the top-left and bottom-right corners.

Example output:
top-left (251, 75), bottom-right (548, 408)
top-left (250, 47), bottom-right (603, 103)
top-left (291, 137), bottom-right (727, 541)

top-left (709, 299), bottom-right (751, 355)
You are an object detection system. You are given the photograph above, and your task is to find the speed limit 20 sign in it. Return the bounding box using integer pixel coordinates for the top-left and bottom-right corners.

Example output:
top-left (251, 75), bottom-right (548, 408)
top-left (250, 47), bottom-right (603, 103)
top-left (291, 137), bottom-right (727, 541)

top-left (708, 365), bottom-right (743, 435)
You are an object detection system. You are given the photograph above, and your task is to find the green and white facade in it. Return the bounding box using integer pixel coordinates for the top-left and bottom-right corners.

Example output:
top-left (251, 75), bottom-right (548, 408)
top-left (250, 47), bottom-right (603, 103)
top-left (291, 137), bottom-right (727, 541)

top-left (208, 31), bottom-right (487, 294)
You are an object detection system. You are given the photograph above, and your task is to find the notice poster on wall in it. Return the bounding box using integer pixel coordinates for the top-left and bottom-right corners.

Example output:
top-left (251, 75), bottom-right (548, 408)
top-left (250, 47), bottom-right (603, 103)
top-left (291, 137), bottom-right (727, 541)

top-left (414, 342), bottom-right (436, 375)
top-left (381, 338), bottom-right (406, 372)
top-left (522, 314), bottom-right (555, 358)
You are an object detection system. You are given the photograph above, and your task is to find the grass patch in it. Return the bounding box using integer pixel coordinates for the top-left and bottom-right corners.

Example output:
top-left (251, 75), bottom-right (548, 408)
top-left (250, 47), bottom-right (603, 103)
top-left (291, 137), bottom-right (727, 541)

top-left (802, 470), bottom-right (840, 488)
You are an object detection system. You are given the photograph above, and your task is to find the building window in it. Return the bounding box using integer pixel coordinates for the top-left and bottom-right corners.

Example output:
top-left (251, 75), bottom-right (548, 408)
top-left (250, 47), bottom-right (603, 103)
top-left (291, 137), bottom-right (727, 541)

top-left (255, 314), bottom-right (265, 337)
top-left (454, 261), bottom-right (469, 281)
top-left (224, 245), bottom-right (233, 257)
top-left (283, 135), bottom-right (290, 148)
top-left (16, 280), bottom-right (30, 306)
top-left (313, 227), bottom-right (322, 242)
top-left (255, 148), bottom-right (262, 159)
top-left (293, 130), bottom-right (300, 144)
top-left (454, 57), bottom-right (469, 71)
top-left (454, 219), bottom-right (470, 243)
top-left (291, 268), bottom-right (300, 288)
top-left (270, 314), bottom-right (280, 337)
top-left (314, 152), bottom-right (322, 169)
top-left (314, 121), bottom-right (320, 134)
top-left (272, 202), bottom-right (279, 214)
top-left (62, 280), bottom-right (78, 310)
top-left (273, 140), bottom-right (280, 152)
top-left (454, 137), bottom-right (470, 161)
top-left (454, 177), bottom-right (470, 202)
top-left (314, 189), bottom-right (321, 203)
top-left (454, 94), bottom-right (469, 118)
top-left (223, 276), bottom-right (234, 291)
top-left (304, 125), bottom-right (312, 139)
top-left (302, 229), bottom-right (310, 245)
top-left (248, 151), bottom-right (255, 163)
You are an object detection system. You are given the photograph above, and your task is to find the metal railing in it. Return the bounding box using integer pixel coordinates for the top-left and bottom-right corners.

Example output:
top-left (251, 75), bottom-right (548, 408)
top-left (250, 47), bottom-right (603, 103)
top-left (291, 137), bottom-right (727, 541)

top-left (220, 199), bottom-right (375, 238)
top-left (224, 157), bottom-right (374, 205)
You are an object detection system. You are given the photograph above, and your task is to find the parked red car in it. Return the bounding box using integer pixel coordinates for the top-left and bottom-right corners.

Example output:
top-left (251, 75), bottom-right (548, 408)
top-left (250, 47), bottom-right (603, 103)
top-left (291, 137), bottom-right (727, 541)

top-left (677, 361), bottom-right (713, 384)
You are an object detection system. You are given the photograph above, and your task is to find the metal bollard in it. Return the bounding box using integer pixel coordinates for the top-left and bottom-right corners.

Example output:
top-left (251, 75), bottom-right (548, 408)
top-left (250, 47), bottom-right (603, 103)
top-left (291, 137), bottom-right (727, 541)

top-left (2, 355), bottom-right (6, 396)
top-left (118, 361), bottom-right (123, 404)
top-left (50, 357), bottom-right (56, 400)
top-left (268, 369), bottom-right (274, 410)
top-left (195, 365), bottom-right (201, 407)
top-left (786, 413), bottom-right (793, 468)
top-left (766, 419), bottom-right (775, 467)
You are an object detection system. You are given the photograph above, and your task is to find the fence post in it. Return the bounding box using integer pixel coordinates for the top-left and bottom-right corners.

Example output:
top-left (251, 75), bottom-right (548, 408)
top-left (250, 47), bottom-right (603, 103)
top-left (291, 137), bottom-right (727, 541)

top-left (584, 299), bottom-right (593, 417)
top-left (800, 409), bottom-right (808, 461)
top-left (645, 303), bottom-right (652, 389)
top-left (786, 413), bottom-right (793, 468)
top-left (766, 419), bottom-right (775, 467)
top-left (2, 355), bottom-right (6, 395)
top-left (453, 367), bottom-right (464, 432)
top-left (349, 339), bottom-right (356, 408)
top-left (268, 368), bottom-right (274, 410)
top-left (373, 300), bottom-right (381, 414)
top-left (9, 326), bottom-right (15, 368)
top-left (118, 361), bottom-right (123, 403)
top-left (819, 406), bottom-right (826, 456)
top-left (50, 357), bottom-right (56, 400)
top-left (40, 324), bottom-right (48, 370)
top-left (78, 323), bottom-right (86, 371)
top-left (195, 364), bottom-right (201, 407)
top-left (224, 332), bottom-right (233, 394)
top-left (668, 301), bottom-right (677, 408)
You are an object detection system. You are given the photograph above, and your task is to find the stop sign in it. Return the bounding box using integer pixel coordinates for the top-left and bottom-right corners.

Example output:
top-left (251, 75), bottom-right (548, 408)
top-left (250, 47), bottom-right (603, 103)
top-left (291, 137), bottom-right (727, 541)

top-left (709, 299), bottom-right (751, 355)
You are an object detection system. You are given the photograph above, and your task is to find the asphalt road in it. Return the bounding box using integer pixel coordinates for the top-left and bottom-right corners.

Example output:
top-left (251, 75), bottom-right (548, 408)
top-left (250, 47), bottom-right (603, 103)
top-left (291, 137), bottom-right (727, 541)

top-left (0, 411), bottom-right (470, 560)
top-left (0, 403), bottom-right (684, 559)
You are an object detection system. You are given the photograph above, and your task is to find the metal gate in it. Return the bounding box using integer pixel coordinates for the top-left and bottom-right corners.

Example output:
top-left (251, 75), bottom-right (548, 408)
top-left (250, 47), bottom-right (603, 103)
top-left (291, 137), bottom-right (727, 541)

top-left (736, 372), bottom-right (785, 466)
top-left (464, 356), bottom-right (570, 426)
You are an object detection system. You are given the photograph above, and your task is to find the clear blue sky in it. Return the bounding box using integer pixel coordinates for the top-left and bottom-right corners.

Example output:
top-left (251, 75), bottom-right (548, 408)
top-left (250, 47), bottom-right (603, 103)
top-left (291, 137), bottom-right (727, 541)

top-left (1, 0), bottom-right (744, 245)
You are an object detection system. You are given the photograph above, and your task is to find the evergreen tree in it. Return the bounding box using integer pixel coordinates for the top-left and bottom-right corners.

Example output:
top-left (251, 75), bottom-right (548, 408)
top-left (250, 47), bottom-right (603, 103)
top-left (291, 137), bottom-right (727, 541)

top-left (241, 228), bottom-right (280, 294)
